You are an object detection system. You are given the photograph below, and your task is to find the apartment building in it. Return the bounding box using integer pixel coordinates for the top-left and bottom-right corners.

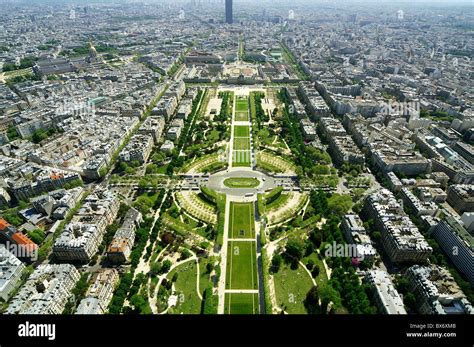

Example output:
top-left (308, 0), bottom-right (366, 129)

top-left (363, 189), bottom-right (432, 263)
top-left (6, 264), bottom-right (80, 314)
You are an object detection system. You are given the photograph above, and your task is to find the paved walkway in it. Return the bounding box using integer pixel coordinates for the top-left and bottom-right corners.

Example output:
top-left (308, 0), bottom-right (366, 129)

top-left (133, 191), bottom-right (168, 279)
top-left (217, 197), bottom-right (231, 314)
top-left (228, 238), bottom-right (257, 242)
top-left (224, 289), bottom-right (259, 294)
top-left (299, 260), bottom-right (317, 287)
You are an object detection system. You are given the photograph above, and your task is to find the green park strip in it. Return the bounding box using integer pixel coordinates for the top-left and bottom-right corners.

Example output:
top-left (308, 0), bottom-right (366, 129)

top-left (229, 202), bottom-right (255, 238)
top-left (232, 150), bottom-right (251, 167)
top-left (225, 241), bottom-right (258, 290)
top-left (234, 125), bottom-right (250, 137)
top-left (224, 293), bottom-right (259, 314)
top-left (235, 112), bottom-right (249, 121)
top-left (223, 177), bottom-right (260, 189)
top-left (233, 137), bottom-right (250, 150)
top-left (235, 97), bottom-right (249, 112)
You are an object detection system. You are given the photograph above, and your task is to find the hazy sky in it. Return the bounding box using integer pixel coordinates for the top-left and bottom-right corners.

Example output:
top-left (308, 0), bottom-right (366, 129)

top-left (3, 0), bottom-right (474, 9)
top-left (5, 0), bottom-right (474, 3)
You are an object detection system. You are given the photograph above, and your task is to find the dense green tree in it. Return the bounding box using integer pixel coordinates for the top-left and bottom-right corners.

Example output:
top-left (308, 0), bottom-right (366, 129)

top-left (304, 286), bottom-right (321, 314)
top-left (404, 293), bottom-right (417, 312)
top-left (285, 237), bottom-right (305, 261)
top-left (318, 283), bottom-right (342, 314)
top-left (327, 194), bottom-right (353, 216)
top-left (161, 260), bottom-right (172, 274)
top-left (271, 253), bottom-right (283, 273)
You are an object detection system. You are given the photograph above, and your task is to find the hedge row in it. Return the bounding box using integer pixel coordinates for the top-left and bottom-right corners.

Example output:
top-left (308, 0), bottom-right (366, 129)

top-left (264, 186), bottom-right (283, 205)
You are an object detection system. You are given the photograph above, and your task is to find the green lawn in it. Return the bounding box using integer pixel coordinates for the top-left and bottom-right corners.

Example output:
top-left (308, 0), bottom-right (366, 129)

top-left (233, 137), bottom-right (250, 150)
top-left (229, 202), bottom-right (255, 238)
top-left (302, 252), bottom-right (329, 286)
top-left (266, 193), bottom-right (290, 211)
top-left (225, 241), bottom-right (258, 290)
top-left (232, 150), bottom-right (251, 167)
top-left (256, 159), bottom-right (283, 173)
top-left (234, 125), bottom-right (250, 137)
top-left (224, 177), bottom-right (260, 189)
top-left (224, 293), bottom-right (259, 314)
top-left (198, 258), bottom-right (214, 295)
top-left (235, 112), bottom-right (249, 121)
top-left (235, 97), bottom-right (249, 112)
top-left (162, 214), bottom-right (191, 236)
top-left (166, 261), bottom-right (202, 314)
top-left (273, 262), bottom-right (314, 314)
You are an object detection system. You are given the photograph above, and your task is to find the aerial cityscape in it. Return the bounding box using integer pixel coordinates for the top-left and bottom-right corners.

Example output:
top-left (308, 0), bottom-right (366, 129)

top-left (0, 0), bottom-right (473, 323)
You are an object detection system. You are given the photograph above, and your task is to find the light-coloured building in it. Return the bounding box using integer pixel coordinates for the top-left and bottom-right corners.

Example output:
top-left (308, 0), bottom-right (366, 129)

top-left (297, 82), bottom-right (330, 118)
top-left (53, 189), bottom-right (119, 262)
top-left (447, 185), bottom-right (474, 214)
top-left (6, 264), bottom-right (80, 314)
top-left (432, 217), bottom-right (474, 286)
top-left (400, 187), bottom-right (438, 217)
top-left (160, 140), bottom-right (175, 154)
top-left (76, 269), bottom-right (119, 314)
top-left (320, 117), bottom-right (364, 165)
top-left (406, 265), bottom-right (474, 315)
top-left (365, 270), bottom-right (407, 315)
top-left (107, 208), bottom-right (142, 264)
top-left (119, 134), bottom-right (154, 164)
top-left (363, 189), bottom-right (432, 263)
top-left (138, 116), bottom-right (165, 143)
top-left (0, 245), bottom-right (25, 301)
top-left (341, 214), bottom-right (377, 261)
top-left (167, 126), bottom-right (182, 141)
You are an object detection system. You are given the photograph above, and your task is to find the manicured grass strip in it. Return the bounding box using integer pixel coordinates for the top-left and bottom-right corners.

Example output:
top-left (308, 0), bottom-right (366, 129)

top-left (234, 125), bottom-right (250, 137)
top-left (224, 293), bottom-right (259, 314)
top-left (266, 193), bottom-right (290, 211)
top-left (224, 177), bottom-right (260, 189)
top-left (233, 161), bottom-right (251, 167)
top-left (232, 150), bottom-right (251, 167)
top-left (235, 112), bottom-right (249, 121)
top-left (229, 202), bottom-right (255, 238)
top-left (225, 241), bottom-right (258, 290)
top-left (235, 97), bottom-right (249, 112)
top-left (233, 137), bottom-right (250, 150)
top-left (264, 186), bottom-right (283, 204)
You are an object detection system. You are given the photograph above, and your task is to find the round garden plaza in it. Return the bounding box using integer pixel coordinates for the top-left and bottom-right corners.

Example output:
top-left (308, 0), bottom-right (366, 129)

top-left (205, 169), bottom-right (278, 197)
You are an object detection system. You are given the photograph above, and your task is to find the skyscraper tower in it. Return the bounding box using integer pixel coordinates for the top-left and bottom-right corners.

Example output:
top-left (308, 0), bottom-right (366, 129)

top-left (225, 0), bottom-right (233, 24)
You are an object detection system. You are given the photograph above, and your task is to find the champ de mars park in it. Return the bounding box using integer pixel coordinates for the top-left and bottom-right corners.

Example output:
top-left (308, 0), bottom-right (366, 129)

top-left (104, 69), bottom-right (373, 316)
